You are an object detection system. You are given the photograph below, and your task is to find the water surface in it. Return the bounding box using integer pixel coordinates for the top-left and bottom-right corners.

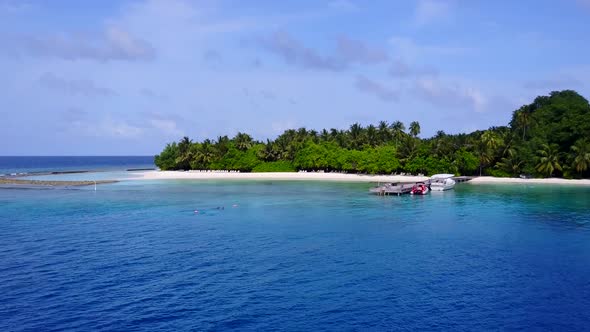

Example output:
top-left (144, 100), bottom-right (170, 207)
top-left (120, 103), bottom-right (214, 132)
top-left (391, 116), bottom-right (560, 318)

top-left (1, 181), bottom-right (589, 330)
top-left (0, 156), bottom-right (154, 175)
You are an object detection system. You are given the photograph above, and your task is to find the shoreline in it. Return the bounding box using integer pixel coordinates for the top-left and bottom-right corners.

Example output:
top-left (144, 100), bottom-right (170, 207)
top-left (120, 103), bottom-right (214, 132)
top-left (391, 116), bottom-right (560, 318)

top-left (7, 170), bottom-right (590, 187)
top-left (135, 171), bottom-right (430, 183)
top-left (468, 176), bottom-right (590, 186)
top-left (135, 171), bottom-right (590, 186)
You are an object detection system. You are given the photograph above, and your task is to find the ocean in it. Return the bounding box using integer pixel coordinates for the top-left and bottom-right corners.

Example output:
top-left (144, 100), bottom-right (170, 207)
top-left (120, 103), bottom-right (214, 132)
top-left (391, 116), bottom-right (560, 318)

top-left (1, 157), bottom-right (590, 330)
top-left (0, 156), bottom-right (155, 175)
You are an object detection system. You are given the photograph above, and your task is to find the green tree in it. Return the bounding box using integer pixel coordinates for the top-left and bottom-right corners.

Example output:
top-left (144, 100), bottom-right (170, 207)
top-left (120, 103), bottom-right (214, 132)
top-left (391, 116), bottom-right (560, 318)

top-left (453, 149), bottom-right (478, 175)
top-left (175, 136), bottom-right (193, 170)
top-left (234, 132), bottom-right (253, 151)
top-left (377, 120), bottom-right (390, 143)
top-left (390, 121), bottom-right (406, 145)
top-left (349, 123), bottom-right (364, 149)
top-left (536, 143), bottom-right (562, 177)
top-left (409, 121), bottom-right (421, 138)
top-left (474, 130), bottom-right (501, 176)
top-left (154, 142), bottom-right (179, 170)
top-left (571, 140), bottom-right (590, 175)
top-left (515, 107), bottom-right (533, 140)
top-left (366, 124), bottom-right (378, 147)
top-left (495, 148), bottom-right (524, 176)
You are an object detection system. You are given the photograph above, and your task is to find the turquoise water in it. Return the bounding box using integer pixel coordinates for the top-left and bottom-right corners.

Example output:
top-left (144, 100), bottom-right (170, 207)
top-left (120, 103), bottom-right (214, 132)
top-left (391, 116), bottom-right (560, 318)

top-left (1, 180), bottom-right (590, 330)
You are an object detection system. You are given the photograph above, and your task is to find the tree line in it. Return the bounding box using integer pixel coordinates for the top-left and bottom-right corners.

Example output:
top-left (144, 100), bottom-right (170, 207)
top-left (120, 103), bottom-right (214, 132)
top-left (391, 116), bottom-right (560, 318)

top-left (155, 90), bottom-right (590, 178)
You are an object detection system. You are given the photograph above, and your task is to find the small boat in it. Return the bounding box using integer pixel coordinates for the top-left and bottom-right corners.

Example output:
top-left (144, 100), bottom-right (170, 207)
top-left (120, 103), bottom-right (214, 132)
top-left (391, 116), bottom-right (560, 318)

top-left (430, 174), bottom-right (456, 191)
top-left (410, 182), bottom-right (429, 195)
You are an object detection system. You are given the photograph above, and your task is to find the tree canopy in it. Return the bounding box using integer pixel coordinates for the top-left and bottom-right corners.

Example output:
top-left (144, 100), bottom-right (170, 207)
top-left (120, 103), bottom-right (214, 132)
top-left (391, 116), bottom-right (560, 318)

top-left (155, 90), bottom-right (590, 178)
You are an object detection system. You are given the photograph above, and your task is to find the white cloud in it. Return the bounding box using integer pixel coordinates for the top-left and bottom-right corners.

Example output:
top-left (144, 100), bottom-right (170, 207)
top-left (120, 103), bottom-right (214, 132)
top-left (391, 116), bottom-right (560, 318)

top-left (39, 72), bottom-right (116, 96)
top-left (413, 78), bottom-right (487, 112)
top-left (355, 75), bottom-right (400, 102)
top-left (68, 116), bottom-right (144, 138)
top-left (149, 118), bottom-right (183, 136)
top-left (389, 36), bottom-right (471, 59)
top-left (389, 58), bottom-right (438, 78)
top-left (261, 31), bottom-right (389, 70)
top-left (14, 26), bottom-right (155, 62)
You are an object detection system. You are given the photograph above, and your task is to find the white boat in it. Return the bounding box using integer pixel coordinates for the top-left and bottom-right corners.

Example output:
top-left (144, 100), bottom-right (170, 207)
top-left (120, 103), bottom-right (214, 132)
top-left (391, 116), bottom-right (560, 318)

top-left (429, 174), bottom-right (456, 191)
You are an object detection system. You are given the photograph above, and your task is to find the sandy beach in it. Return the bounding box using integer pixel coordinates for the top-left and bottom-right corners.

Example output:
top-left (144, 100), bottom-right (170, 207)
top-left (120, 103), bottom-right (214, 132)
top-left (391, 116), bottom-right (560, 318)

top-left (136, 171), bottom-right (590, 186)
top-left (135, 171), bottom-right (590, 186)
top-left (468, 176), bottom-right (590, 186)
top-left (137, 171), bottom-right (429, 183)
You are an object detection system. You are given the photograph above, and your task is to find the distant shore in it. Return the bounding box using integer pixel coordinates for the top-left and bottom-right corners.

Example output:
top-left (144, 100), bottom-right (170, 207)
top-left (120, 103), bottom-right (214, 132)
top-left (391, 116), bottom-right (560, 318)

top-left (136, 171), bottom-right (590, 186)
top-left (0, 178), bottom-right (117, 187)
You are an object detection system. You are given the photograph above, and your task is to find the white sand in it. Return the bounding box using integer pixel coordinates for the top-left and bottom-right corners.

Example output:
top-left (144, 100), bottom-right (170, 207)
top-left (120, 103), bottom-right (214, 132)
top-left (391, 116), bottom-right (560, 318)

top-left (135, 171), bottom-right (590, 186)
top-left (469, 176), bottom-right (590, 186)
top-left (137, 171), bottom-right (428, 183)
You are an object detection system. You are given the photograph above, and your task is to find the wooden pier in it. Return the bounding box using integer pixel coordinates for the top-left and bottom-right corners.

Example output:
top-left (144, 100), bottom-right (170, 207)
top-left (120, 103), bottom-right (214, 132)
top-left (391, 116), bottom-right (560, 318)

top-left (369, 176), bottom-right (474, 196)
top-left (370, 182), bottom-right (423, 196)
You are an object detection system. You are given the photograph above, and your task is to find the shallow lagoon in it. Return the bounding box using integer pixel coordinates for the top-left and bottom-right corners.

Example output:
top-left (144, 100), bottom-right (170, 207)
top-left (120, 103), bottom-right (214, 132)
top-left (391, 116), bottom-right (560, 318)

top-left (1, 181), bottom-right (589, 330)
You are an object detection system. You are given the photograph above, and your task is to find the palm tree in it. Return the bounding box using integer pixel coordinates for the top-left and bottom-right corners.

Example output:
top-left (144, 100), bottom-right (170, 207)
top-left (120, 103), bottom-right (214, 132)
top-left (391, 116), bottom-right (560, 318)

top-left (377, 120), bottom-right (390, 143)
top-left (176, 136), bottom-right (193, 169)
top-left (214, 135), bottom-right (230, 157)
top-left (516, 108), bottom-right (533, 140)
top-left (397, 135), bottom-right (417, 163)
top-left (474, 131), bottom-right (501, 176)
top-left (320, 129), bottom-right (330, 142)
top-left (571, 140), bottom-right (590, 175)
top-left (409, 121), bottom-right (421, 138)
top-left (496, 148), bottom-right (524, 176)
top-left (234, 132), bottom-right (253, 151)
top-left (178, 136), bottom-right (191, 154)
top-left (349, 123), bottom-right (364, 149)
top-left (481, 130), bottom-right (501, 151)
top-left (390, 121), bottom-right (406, 145)
top-left (366, 124), bottom-right (378, 147)
top-left (536, 143), bottom-right (562, 177)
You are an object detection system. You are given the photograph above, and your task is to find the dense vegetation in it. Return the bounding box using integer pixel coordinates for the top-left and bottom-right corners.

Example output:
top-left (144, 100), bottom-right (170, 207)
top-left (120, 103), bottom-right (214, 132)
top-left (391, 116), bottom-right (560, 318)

top-left (155, 90), bottom-right (590, 178)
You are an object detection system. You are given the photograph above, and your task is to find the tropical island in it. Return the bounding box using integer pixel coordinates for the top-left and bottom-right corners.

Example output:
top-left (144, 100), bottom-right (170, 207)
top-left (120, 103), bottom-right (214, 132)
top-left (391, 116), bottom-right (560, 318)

top-left (154, 90), bottom-right (590, 180)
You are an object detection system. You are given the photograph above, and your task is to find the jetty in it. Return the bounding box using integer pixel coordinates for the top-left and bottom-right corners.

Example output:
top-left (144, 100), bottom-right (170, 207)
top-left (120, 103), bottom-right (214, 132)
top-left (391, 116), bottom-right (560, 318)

top-left (370, 176), bottom-right (474, 196)
top-left (369, 182), bottom-right (416, 196)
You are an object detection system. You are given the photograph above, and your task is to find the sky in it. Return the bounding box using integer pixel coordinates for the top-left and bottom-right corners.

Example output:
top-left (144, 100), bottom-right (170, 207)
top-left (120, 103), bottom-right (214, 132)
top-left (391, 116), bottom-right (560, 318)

top-left (1, 0), bottom-right (589, 155)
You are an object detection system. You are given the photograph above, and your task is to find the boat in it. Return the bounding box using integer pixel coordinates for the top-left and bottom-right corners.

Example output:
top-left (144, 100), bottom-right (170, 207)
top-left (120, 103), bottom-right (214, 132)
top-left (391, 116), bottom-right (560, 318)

top-left (410, 182), bottom-right (429, 195)
top-left (430, 174), bottom-right (456, 191)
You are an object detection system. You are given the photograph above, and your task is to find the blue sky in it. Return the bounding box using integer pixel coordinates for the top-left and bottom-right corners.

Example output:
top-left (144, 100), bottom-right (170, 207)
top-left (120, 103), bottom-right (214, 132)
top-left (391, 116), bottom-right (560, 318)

top-left (1, 0), bottom-right (589, 155)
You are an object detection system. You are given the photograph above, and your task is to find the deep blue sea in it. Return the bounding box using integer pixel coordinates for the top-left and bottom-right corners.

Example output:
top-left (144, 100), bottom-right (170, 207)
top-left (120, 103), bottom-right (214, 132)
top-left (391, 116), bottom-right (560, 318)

top-left (1, 158), bottom-right (590, 331)
top-left (0, 156), bottom-right (155, 175)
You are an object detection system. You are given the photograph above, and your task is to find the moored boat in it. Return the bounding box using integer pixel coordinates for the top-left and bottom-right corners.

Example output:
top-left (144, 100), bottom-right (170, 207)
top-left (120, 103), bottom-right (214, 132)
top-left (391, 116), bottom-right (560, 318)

top-left (410, 182), bottom-right (429, 195)
top-left (430, 174), bottom-right (456, 191)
